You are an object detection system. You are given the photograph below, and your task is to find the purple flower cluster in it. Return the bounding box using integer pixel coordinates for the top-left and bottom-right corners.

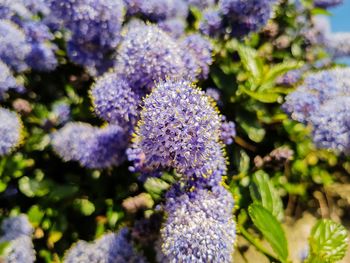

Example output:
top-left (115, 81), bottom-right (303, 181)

top-left (221, 117), bottom-right (236, 145)
top-left (276, 68), bottom-right (304, 86)
top-left (180, 34), bottom-right (213, 79)
top-left (0, 0), bottom-right (58, 73)
top-left (199, 9), bottom-right (223, 37)
top-left (21, 21), bottom-right (58, 71)
top-left (0, 61), bottom-right (20, 99)
top-left (50, 0), bottom-right (124, 74)
top-left (186, 0), bottom-right (216, 9)
top-left (52, 102), bottom-right (71, 125)
top-left (325, 32), bottom-right (350, 58)
top-left (159, 186), bottom-right (235, 262)
top-left (0, 20), bottom-right (30, 72)
top-left (128, 80), bottom-right (223, 178)
top-left (198, 0), bottom-right (278, 38)
top-left (283, 68), bottom-right (350, 153)
top-left (0, 215), bottom-right (36, 263)
top-left (64, 228), bottom-right (146, 263)
top-left (314, 0), bottom-right (343, 8)
top-left (52, 123), bottom-right (128, 169)
top-left (124, 0), bottom-right (188, 22)
top-left (114, 23), bottom-right (190, 91)
top-left (219, 0), bottom-right (278, 37)
top-left (158, 18), bottom-right (186, 38)
top-left (91, 72), bottom-right (140, 128)
top-left (0, 107), bottom-right (22, 156)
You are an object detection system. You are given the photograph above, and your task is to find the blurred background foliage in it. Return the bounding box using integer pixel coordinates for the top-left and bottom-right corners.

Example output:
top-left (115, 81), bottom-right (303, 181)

top-left (1, 0), bottom-right (350, 262)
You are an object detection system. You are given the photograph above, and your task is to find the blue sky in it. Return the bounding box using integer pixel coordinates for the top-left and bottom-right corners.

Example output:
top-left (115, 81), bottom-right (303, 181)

top-left (330, 0), bottom-right (350, 64)
top-left (330, 0), bottom-right (350, 31)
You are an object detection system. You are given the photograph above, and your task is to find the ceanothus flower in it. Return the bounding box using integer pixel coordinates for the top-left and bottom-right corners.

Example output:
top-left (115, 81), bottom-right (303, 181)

top-left (0, 19), bottom-right (30, 72)
top-left (158, 18), bottom-right (186, 39)
top-left (124, 0), bottom-right (188, 21)
top-left (52, 102), bottom-right (71, 125)
top-left (283, 68), bottom-right (350, 153)
top-left (0, 0), bottom-right (32, 21)
top-left (282, 90), bottom-right (320, 124)
top-left (159, 186), bottom-right (236, 263)
top-left (276, 69), bottom-right (304, 86)
top-left (115, 23), bottom-right (191, 91)
top-left (64, 228), bottom-right (146, 263)
top-left (314, 0), bottom-right (343, 8)
top-left (310, 97), bottom-right (350, 153)
top-left (0, 215), bottom-right (35, 263)
top-left (325, 32), bottom-right (350, 58)
top-left (129, 80), bottom-right (222, 178)
top-left (199, 9), bottom-right (223, 37)
top-left (22, 0), bottom-right (50, 15)
top-left (186, 0), bottom-right (215, 9)
top-left (220, 117), bottom-right (236, 145)
top-left (219, 0), bottom-right (278, 37)
top-left (0, 107), bottom-right (22, 156)
top-left (52, 122), bottom-right (128, 169)
top-left (18, 20), bottom-right (58, 71)
top-left (283, 68), bottom-right (350, 124)
top-left (181, 34), bottom-right (213, 79)
top-left (1, 214), bottom-right (33, 240)
top-left (0, 61), bottom-right (20, 99)
top-left (50, 0), bottom-right (124, 49)
top-left (50, 0), bottom-right (124, 72)
top-left (206, 88), bottom-right (221, 103)
top-left (91, 72), bottom-right (140, 127)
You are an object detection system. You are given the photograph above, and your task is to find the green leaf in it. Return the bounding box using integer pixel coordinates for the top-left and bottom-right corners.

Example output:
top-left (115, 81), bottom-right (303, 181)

top-left (236, 111), bottom-right (266, 143)
top-left (250, 171), bottom-right (284, 221)
top-left (249, 204), bottom-right (289, 262)
top-left (0, 241), bottom-right (10, 256)
top-left (18, 176), bottom-right (52, 197)
top-left (28, 205), bottom-right (45, 227)
top-left (241, 87), bottom-right (280, 103)
top-left (144, 177), bottom-right (170, 199)
top-left (306, 219), bottom-right (348, 263)
top-left (262, 61), bottom-right (301, 86)
top-left (210, 66), bottom-right (236, 91)
top-left (311, 8), bottom-right (331, 16)
top-left (236, 44), bottom-right (263, 84)
top-left (73, 199), bottom-right (95, 216)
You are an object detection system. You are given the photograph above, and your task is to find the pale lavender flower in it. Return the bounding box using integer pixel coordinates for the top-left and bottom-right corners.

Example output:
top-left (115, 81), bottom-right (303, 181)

top-left (52, 123), bottom-right (128, 169)
top-left (91, 72), bottom-right (140, 127)
top-left (128, 80), bottom-right (222, 178)
top-left (0, 19), bottom-right (30, 72)
top-left (115, 23), bottom-right (190, 91)
top-left (0, 107), bottom-right (22, 156)
top-left (181, 34), bottom-right (213, 79)
top-left (64, 228), bottom-right (146, 263)
top-left (159, 186), bottom-right (235, 263)
top-left (0, 215), bottom-right (35, 263)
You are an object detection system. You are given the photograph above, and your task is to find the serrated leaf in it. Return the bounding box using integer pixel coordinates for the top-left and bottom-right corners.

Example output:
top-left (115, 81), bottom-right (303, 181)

top-left (250, 171), bottom-right (284, 221)
top-left (306, 219), bottom-right (348, 263)
top-left (249, 204), bottom-right (289, 262)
